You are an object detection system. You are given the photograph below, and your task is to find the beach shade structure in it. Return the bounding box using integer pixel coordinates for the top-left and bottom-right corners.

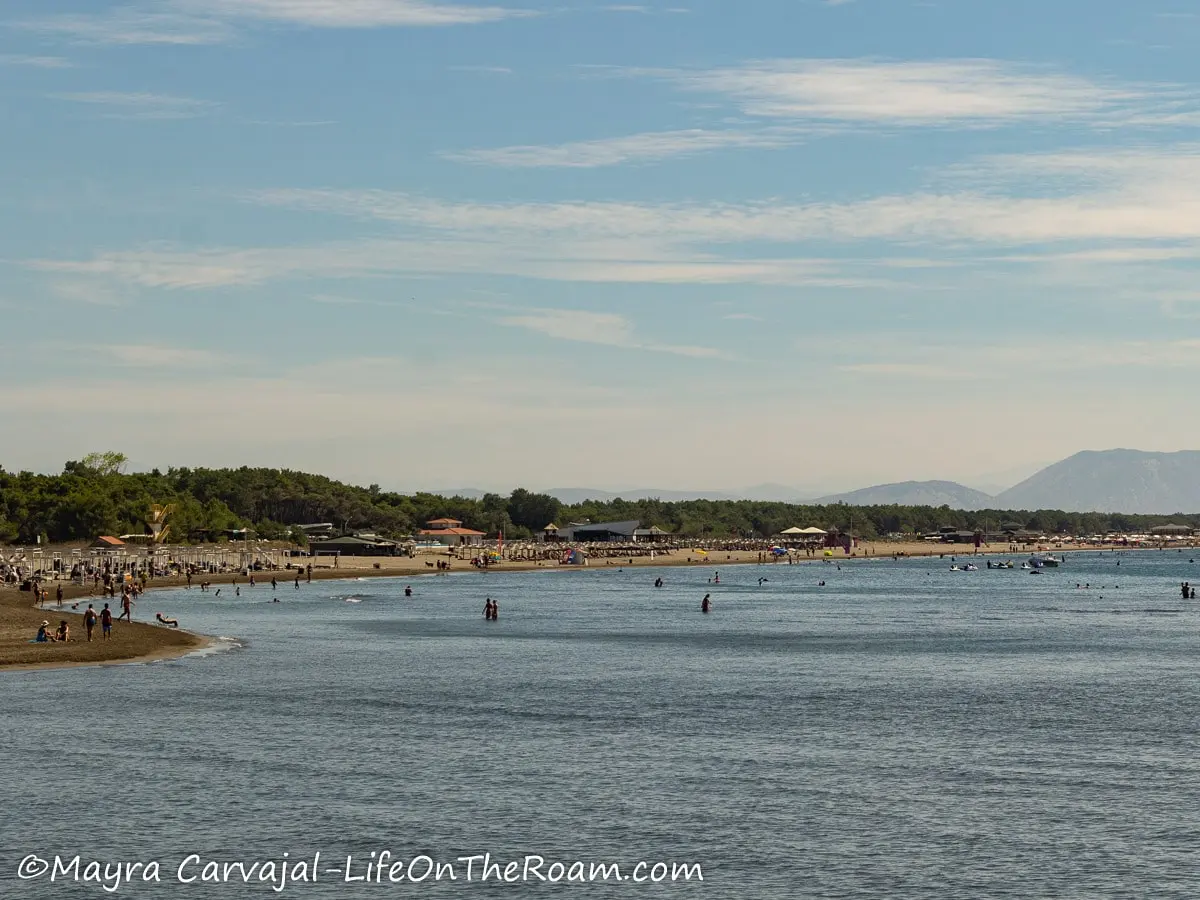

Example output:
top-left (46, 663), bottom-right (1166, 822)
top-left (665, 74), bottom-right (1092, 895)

top-left (778, 527), bottom-right (806, 536)
top-left (799, 527), bottom-right (828, 536)
top-left (1151, 524), bottom-right (1194, 536)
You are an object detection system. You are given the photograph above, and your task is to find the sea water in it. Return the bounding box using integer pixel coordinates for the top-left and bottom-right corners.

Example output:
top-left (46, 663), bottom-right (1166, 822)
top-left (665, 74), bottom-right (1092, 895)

top-left (4, 550), bottom-right (1200, 897)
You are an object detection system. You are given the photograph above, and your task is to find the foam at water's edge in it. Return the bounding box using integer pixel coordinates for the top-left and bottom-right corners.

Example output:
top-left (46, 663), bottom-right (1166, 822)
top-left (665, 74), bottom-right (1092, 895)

top-left (174, 635), bottom-right (246, 662)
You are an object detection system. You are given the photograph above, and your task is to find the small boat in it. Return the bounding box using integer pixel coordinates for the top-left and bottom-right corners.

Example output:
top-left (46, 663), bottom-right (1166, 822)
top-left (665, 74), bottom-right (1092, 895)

top-left (964, 564), bottom-right (979, 571)
top-left (1029, 555), bottom-right (1060, 568)
top-left (1021, 562), bottom-right (1033, 570)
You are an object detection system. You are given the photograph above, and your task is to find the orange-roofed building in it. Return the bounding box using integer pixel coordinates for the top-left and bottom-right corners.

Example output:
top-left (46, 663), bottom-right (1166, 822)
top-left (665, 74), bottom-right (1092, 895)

top-left (419, 518), bottom-right (486, 547)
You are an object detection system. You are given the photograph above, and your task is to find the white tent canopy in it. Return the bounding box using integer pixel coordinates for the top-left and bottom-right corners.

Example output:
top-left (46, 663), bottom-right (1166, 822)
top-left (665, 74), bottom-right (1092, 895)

top-left (798, 526), bottom-right (827, 535)
top-left (778, 526), bottom-right (806, 535)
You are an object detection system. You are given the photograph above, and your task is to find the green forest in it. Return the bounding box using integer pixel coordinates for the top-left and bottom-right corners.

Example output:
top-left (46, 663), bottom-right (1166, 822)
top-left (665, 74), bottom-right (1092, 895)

top-left (2, 452), bottom-right (1197, 546)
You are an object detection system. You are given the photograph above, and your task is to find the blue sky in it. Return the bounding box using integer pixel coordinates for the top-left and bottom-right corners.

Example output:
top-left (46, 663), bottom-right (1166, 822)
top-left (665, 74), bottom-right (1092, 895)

top-left (3, 0), bottom-right (1199, 494)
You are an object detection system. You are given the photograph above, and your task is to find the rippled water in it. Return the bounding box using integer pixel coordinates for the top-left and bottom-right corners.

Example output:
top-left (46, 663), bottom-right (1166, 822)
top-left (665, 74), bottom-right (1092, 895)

top-left (5, 550), bottom-right (1200, 897)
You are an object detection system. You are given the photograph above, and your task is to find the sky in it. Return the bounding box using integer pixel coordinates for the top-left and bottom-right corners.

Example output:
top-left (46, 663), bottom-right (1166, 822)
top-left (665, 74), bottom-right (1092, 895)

top-left (2, 0), bottom-right (1199, 495)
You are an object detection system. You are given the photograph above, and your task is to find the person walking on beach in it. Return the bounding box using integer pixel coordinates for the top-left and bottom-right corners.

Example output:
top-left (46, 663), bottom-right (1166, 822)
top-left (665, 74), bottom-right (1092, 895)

top-left (119, 592), bottom-right (132, 623)
top-left (294, 574), bottom-right (300, 590)
top-left (306, 564), bottom-right (312, 584)
top-left (100, 603), bottom-right (113, 640)
top-left (56, 584), bottom-right (64, 608)
top-left (84, 604), bottom-right (98, 641)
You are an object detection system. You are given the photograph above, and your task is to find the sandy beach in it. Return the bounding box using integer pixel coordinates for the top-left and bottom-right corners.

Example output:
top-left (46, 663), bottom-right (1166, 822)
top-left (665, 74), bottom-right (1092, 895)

top-left (0, 539), bottom-right (1154, 672)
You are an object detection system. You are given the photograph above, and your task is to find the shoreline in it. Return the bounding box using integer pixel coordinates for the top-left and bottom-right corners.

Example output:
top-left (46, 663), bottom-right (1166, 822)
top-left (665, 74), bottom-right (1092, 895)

top-left (0, 540), bottom-right (1172, 672)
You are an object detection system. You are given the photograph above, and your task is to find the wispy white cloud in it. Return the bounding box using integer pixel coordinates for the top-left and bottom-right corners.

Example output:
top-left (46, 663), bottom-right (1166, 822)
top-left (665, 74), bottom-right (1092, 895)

top-left (49, 279), bottom-right (126, 307)
top-left (51, 91), bottom-right (220, 120)
top-left (247, 148), bottom-right (1200, 246)
top-left (838, 362), bottom-right (965, 379)
top-left (447, 64), bottom-right (513, 74)
top-left (500, 308), bottom-right (729, 358)
top-left (835, 337), bottom-right (1200, 381)
top-left (0, 54), bottom-right (74, 68)
top-left (100, 343), bottom-right (228, 368)
top-left (19, 0), bottom-right (529, 44)
top-left (184, 0), bottom-right (528, 27)
top-left (26, 144), bottom-right (1200, 295)
top-left (650, 58), bottom-right (1195, 128)
top-left (20, 7), bottom-right (234, 45)
top-left (443, 127), bottom-right (803, 168)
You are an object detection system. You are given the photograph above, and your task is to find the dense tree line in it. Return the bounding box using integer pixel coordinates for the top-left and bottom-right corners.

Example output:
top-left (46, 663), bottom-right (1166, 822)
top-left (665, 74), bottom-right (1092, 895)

top-left (2, 455), bottom-right (1199, 546)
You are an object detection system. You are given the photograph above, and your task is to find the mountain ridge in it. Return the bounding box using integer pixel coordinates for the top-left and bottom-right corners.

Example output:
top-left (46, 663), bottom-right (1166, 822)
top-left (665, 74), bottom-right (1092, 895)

top-left (422, 450), bottom-right (1200, 514)
top-left (816, 480), bottom-right (995, 510)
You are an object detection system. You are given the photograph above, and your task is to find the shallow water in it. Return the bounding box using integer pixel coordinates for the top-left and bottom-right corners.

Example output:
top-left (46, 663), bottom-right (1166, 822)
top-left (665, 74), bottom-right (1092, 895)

top-left (4, 550), bottom-right (1200, 897)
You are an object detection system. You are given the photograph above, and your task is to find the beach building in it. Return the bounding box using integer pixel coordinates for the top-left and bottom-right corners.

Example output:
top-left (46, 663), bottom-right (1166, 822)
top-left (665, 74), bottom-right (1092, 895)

top-left (418, 518), bottom-right (486, 547)
top-left (309, 534), bottom-right (403, 557)
top-left (1151, 524), bottom-right (1195, 537)
top-left (559, 520), bottom-right (641, 542)
top-left (92, 536), bottom-right (126, 549)
top-left (633, 526), bottom-right (671, 542)
top-left (541, 523), bottom-right (560, 542)
top-left (294, 523), bottom-right (335, 540)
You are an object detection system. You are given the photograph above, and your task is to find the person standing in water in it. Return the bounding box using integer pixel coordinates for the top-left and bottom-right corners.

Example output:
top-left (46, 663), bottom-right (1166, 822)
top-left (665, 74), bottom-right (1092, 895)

top-left (701, 593), bottom-right (711, 614)
top-left (484, 598), bottom-right (493, 620)
top-left (492, 599), bottom-right (499, 620)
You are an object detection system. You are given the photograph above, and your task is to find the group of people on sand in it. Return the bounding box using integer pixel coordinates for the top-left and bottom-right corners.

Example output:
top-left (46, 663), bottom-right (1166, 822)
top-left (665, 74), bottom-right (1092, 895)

top-left (35, 601), bottom-right (116, 643)
top-left (483, 597), bottom-right (500, 621)
top-left (35, 619), bottom-right (71, 643)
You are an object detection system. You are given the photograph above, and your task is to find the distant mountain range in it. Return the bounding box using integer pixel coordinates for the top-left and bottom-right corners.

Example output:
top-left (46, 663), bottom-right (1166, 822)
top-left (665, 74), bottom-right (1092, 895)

top-left (993, 449), bottom-right (1200, 513)
top-left (816, 481), bottom-right (995, 510)
top-left (424, 450), bottom-right (1200, 514)
top-left (814, 451), bottom-right (1200, 513)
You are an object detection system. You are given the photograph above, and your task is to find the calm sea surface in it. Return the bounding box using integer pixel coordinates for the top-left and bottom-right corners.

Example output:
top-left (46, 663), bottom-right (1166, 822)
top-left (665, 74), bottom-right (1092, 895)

top-left (5, 550), bottom-right (1200, 898)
